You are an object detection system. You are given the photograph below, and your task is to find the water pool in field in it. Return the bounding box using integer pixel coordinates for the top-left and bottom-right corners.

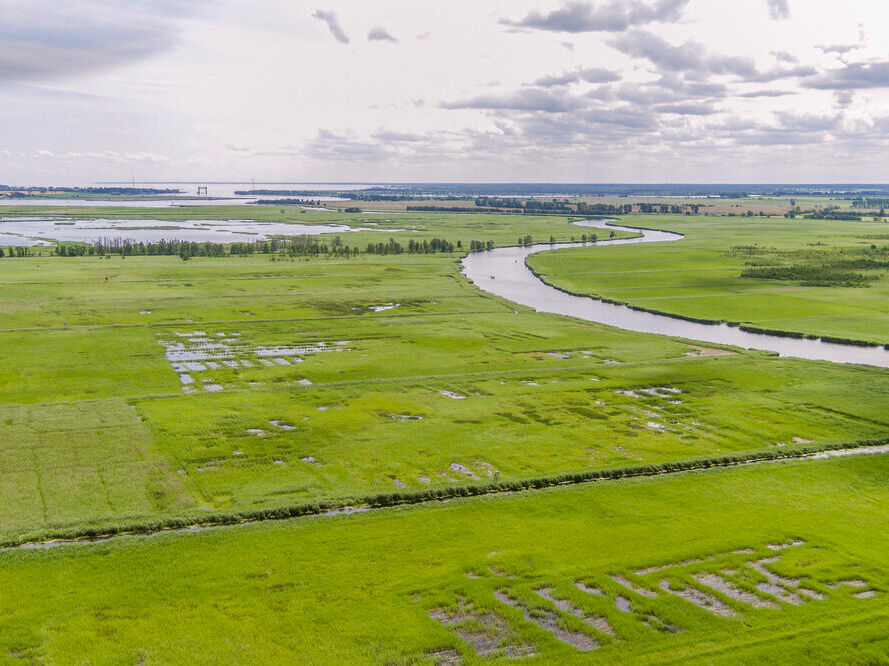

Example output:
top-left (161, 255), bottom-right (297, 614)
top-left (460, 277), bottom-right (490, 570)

top-left (0, 217), bottom-right (398, 245)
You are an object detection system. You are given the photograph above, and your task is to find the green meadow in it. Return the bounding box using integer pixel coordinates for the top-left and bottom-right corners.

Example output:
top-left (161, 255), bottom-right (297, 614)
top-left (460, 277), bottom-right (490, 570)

top-left (1, 456), bottom-right (888, 663)
top-left (0, 205), bottom-right (888, 662)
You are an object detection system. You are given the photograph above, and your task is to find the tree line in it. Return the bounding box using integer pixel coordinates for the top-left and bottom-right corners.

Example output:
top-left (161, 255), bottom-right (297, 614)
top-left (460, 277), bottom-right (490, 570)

top-left (0, 247), bottom-right (33, 257)
top-left (46, 235), bottom-right (484, 260)
top-left (406, 201), bottom-right (703, 215)
top-left (9, 233), bottom-right (571, 262)
top-left (0, 186), bottom-right (177, 196)
top-left (851, 198), bottom-right (889, 210)
top-left (53, 237), bottom-right (350, 258)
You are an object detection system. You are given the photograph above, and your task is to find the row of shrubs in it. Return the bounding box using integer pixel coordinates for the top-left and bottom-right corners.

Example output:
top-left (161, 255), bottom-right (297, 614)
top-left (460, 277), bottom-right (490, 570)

top-left (740, 265), bottom-right (875, 287)
top-left (362, 437), bottom-right (889, 506)
top-left (737, 324), bottom-right (888, 348)
top-left (5, 437), bottom-right (889, 549)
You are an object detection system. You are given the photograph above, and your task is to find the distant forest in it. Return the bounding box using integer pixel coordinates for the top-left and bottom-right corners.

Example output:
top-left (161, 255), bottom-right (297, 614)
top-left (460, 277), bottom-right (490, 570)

top-left (0, 187), bottom-right (180, 196)
top-left (236, 183), bottom-right (889, 199)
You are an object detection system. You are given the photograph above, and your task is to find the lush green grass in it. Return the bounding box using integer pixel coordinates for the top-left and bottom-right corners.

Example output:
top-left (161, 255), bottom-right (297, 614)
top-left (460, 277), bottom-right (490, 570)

top-left (132, 356), bottom-right (889, 516)
top-left (1, 455), bottom-right (888, 663)
top-left (0, 400), bottom-right (190, 535)
top-left (529, 215), bottom-right (889, 344)
top-left (1, 244), bottom-right (888, 543)
top-left (2, 207), bottom-right (889, 662)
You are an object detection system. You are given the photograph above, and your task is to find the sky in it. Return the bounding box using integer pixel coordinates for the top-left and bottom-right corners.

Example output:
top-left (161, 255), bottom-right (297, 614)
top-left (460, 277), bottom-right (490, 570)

top-left (2, 0), bottom-right (889, 184)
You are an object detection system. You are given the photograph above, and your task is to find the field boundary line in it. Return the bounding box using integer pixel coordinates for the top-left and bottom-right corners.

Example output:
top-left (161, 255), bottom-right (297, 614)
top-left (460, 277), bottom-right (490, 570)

top-left (0, 309), bottom-right (509, 334)
top-left (3, 437), bottom-right (887, 551)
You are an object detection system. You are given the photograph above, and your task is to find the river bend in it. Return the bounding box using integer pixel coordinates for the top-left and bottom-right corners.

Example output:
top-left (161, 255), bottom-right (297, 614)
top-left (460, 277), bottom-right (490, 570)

top-left (462, 219), bottom-right (889, 369)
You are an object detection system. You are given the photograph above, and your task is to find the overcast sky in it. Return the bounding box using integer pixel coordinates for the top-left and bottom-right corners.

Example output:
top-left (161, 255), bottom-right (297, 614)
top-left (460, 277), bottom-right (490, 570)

top-left (2, 0), bottom-right (889, 184)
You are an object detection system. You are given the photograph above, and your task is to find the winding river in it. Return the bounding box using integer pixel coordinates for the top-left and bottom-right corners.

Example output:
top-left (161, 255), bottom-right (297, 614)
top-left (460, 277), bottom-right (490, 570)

top-left (462, 219), bottom-right (889, 369)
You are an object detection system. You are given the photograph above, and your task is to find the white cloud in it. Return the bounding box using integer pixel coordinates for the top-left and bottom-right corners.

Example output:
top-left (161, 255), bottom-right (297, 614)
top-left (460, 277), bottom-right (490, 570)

top-left (312, 9), bottom-right (349, 44)
top-left (502, 0), bottom-right (689, 33)
top-left (766, 0), bottom-right (790, 20)
top-left (368, 26), bottom-right (397, 42)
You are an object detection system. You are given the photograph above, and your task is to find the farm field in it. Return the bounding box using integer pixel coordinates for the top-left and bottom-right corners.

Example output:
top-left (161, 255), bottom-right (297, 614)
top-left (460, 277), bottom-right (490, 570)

top-left (0, 454), bottom-right (887, 663)
top-left (529, 215), bottom-right (889, 344)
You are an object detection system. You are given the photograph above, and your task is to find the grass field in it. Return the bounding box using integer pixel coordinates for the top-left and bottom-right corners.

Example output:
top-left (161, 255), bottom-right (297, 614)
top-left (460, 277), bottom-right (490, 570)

top-left (1, 205), bottom-right (889, 662)
top-left (529, 215), bottom-right (889, 344)
top-left (1, 233), bottom-right (889, 544)
top-left (1, 455), bottom-right (888, 663)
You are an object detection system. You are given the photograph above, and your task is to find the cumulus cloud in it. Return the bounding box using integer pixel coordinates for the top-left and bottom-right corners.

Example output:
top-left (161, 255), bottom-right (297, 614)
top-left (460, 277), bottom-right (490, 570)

top-left (737, 89), bottom-right (795, 98)
top-left (501, 0), bottom-right (688, 33)
top-left (834, 90), bottom-right (854, 107)
top-left (746, 64), bottom-right (817, 83)
top-left (532, 67), bottom-right (621, 87)
top-left (817, 44), bottom-right (857, 56)
top-left (803, 61), bottom-right (889, 90)
top-left (372, 130), bottom-right (424, 142)
top-left (708, 111), bottom-right (841, 147)
top-left (0, 1), bottom-right (181, 82)
top-left (442, 89), bottom-right (582, 113)
top-left (765, 0), bottom-right (789, 20)
top-left (368, 26), bottom-right (397, 42)
top-left (773, 111), bottom-right (840, 131)
top-left (611, 84), bottom-right (680, 105)
top-left (312, 9), bottom-right (349, 44)
top-left (610, 31), bottom-right (815, 85)
top-left (610, 31), bottom-right (757, 78)
top-left (652, 102), bottom-right (716, 115)
top-left (771, 50), bottom-right (798, 64)
top-left (734, 132), bottom-right (821, 146)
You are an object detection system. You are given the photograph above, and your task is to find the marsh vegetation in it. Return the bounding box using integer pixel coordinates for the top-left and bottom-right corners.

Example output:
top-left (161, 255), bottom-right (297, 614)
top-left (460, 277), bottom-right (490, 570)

top-left (1, 203), bottom-right (888, 661)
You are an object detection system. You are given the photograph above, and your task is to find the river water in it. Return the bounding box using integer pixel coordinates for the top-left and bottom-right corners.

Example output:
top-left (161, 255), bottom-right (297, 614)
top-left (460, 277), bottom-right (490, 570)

top-left (462, 219), bottom-right (889, 369)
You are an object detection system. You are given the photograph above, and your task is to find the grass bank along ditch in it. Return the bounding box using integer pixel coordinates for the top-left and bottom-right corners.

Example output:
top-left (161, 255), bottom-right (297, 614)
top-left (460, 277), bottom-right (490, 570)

top-left (463, 219), bottom-right (889, 368)
top-left (6, 437), bottom-right (888, 551)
